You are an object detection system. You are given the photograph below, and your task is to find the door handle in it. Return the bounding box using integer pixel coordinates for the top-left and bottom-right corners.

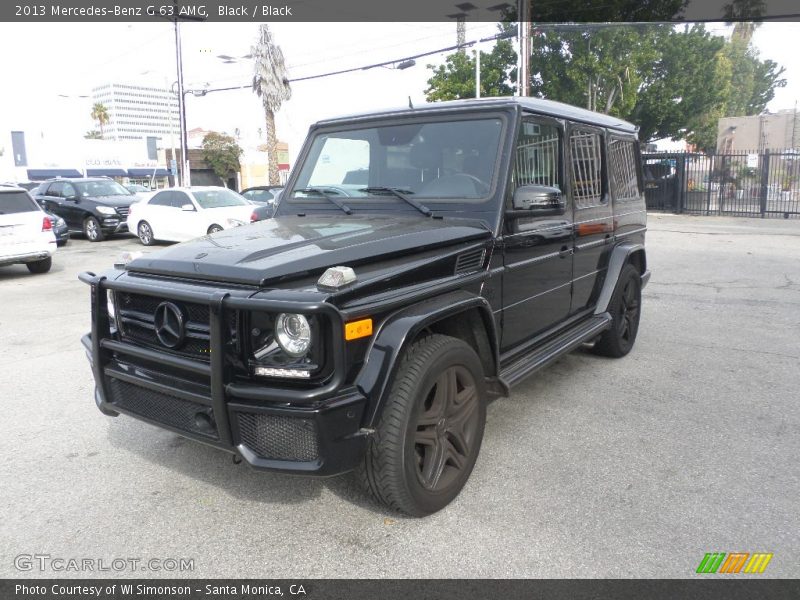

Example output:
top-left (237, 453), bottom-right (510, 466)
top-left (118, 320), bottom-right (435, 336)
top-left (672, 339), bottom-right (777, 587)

top-left (558, 245), bottom-right (572, 258)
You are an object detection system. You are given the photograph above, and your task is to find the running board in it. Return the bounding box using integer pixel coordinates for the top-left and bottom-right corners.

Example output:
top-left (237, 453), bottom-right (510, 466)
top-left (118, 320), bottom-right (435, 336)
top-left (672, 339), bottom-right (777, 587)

top-left (500, 313), bottom-right (612, 388)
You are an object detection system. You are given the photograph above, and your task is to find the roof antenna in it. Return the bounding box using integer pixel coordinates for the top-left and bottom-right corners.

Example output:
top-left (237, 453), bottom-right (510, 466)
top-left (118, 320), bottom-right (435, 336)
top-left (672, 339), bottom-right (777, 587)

top-left (408, 96), bottom-right (414, 109)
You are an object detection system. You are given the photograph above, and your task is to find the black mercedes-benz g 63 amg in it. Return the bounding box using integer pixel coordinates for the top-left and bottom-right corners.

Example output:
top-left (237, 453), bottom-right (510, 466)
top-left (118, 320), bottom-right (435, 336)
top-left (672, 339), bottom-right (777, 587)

top-left (81, 97), bottom-right (649, 516)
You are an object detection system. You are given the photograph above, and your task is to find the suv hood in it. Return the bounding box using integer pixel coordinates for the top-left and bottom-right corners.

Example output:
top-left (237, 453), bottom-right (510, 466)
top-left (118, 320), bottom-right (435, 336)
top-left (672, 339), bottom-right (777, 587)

top-left (126, 214), bottom-right (490, 287)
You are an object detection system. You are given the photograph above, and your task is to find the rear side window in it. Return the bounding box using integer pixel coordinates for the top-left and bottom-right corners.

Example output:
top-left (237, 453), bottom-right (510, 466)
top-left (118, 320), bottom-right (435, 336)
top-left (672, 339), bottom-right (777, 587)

top-left (0, 191), bottom-right (39, 214)
top-left (608, 138), bottom-right (642, 202)
top-left (569, 129), bottom-right (605, 209)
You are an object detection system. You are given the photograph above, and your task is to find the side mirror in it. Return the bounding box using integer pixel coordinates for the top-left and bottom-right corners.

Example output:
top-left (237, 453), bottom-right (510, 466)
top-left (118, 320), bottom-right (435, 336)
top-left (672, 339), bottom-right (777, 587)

top-left (509, 185), bottom-right (565, 216)
top-left (64, 195), bottom-right (79, 202)
top-left (181, 204), bottom-right (196, 212)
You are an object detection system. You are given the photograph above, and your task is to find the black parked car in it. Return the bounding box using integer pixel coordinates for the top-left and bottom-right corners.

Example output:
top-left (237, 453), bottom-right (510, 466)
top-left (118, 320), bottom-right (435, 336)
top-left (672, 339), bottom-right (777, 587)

top-left (35, 178), bottom-right (136, 241)
top-left (81, 97), bottom-right (649, 516)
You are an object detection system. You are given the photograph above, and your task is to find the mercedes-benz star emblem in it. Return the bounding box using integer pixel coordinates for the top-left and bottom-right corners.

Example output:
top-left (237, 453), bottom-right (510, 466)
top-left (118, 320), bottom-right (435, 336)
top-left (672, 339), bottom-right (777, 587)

top-left (153, 302), bottom-right (186, 349)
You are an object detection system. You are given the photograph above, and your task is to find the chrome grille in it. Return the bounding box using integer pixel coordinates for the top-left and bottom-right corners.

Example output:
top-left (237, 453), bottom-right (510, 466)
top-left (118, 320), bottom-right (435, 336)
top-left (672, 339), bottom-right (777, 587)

top-left (115, 292), bottom-right (236, 361)
top-left (116, 206), bottom-right (130, 217)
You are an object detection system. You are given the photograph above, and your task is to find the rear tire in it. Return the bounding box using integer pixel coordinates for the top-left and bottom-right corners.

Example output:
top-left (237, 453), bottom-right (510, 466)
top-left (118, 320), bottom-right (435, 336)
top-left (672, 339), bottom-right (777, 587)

top-left (137, 221), bottom-right (155, 246)
top-left (357, 334), bottom-right (487, 517)
top-left (83, 216), bottom-right (105, 242)
top-left (593, 263), bottom-right (642, 358)
top-left (207, 224), bottom-right (223, 234)
top-left (27, 256), bottom-right (52, 274)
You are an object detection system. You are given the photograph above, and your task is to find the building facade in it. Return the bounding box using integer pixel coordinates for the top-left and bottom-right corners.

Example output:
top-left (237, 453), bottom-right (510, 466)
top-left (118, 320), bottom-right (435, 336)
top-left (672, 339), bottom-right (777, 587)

top-left (717, 109), bottom-right (800, 152)
top-left (91, 83), bottom-right (180, 142)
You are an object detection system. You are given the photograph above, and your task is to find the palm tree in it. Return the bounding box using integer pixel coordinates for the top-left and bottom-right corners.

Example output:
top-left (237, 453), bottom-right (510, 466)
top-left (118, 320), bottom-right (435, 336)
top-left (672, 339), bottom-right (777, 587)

top-left (251, 25), bottom-right (291, 185)
top-left (90, 103), bottom-right (110, 139)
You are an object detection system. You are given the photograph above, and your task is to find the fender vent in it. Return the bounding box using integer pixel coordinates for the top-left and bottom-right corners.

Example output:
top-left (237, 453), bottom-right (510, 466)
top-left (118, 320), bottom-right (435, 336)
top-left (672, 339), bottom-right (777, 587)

top-left (455, 248), bottom-right (486, 275)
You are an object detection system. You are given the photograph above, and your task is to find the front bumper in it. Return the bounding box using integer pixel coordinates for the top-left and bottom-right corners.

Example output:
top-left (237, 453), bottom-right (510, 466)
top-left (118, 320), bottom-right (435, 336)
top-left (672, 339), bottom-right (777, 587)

top-left (100, 218), bottom-right (128, 234)
top-left (79, 273), bottom-right (367, 476)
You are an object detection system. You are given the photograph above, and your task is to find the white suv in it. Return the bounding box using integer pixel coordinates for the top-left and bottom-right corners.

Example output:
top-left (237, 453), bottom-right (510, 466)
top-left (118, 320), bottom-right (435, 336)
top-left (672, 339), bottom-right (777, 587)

top-left (0, 187), bottom-right (57, 274)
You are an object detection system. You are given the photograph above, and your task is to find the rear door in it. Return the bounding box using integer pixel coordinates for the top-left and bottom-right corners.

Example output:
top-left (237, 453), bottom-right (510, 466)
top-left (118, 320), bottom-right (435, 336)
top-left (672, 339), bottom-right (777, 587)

top-left (59, 182), bottom-right (83, 230)
top-left (568, 125), bottom-right (614, 314)
top-left (42, 181), bottom-right (67, 223)
top-left (142, 191), bottom-right (173, 240)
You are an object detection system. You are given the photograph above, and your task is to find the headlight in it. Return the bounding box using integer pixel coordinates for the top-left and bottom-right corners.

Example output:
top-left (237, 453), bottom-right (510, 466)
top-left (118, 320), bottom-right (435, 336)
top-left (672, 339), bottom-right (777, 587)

top-left (274, 313), bottom-right (311, 357)
top-left (55, 217), bottom-right (66, 227)
top-left (226, 218), bottom-right (245, 227)
top-left (96, 206), bottom-right (117, 215)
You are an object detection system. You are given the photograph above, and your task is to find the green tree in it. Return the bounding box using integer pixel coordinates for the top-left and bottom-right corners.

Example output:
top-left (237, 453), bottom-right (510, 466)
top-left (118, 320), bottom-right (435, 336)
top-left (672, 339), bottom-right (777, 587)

top-left (529, 0), bottom-right (688, 21)
top-left (632, 25), bottom-right (732, 150)
top-left (425, 26), bottom-right (517, 101)
top-left (530, 25), bottom-right (664, 117)
top-left (90, 103), bottom-right (109, 139)
top-left (252, 24), bottom-right (292, 186)
top-left (426, 21), bottom-right (785, 152)
top-left (201, 132), bottom-right (243, 187)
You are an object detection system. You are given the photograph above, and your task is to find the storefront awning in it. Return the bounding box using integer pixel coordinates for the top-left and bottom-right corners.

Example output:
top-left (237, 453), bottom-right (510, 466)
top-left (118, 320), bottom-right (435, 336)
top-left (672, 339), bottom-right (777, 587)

top-left (86, 168), bottom-right (129, 177)
top-left (26, 169), bottom-right (84, 180)
top-left (128, 168), bottom-right (170, 177)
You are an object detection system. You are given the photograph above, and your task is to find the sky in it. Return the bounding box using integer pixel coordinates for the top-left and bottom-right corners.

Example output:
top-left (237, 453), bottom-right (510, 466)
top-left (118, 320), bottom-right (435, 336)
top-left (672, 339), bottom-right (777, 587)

top-left (1, 21), bottom-right (799, 163)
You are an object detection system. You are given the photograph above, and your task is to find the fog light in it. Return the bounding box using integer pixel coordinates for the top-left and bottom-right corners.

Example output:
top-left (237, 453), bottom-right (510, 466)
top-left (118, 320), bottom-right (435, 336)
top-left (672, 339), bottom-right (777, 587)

top-left (254, 366), bottom-right (311, 379)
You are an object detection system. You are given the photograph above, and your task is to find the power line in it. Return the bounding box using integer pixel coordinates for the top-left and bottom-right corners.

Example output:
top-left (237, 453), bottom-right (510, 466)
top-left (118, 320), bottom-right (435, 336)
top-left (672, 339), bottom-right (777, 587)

top-left (200, 29), bottom-right (516, 94)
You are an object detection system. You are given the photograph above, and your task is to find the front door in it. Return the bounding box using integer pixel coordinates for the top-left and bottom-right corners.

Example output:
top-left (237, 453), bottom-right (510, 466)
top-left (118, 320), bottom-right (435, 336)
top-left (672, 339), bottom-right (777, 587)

top-left (500, 115), bottom-right (573, 353)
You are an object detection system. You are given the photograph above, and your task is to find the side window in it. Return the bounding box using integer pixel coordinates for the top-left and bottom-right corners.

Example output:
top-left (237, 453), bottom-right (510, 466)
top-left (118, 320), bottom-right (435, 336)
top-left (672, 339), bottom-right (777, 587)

top-left (608, 137), bottom-right (641, 202)
top-left (512, 118), bottom-right (562, 194)
top-left (569, 128), bottom-right (605, 209)
top-left (149, 191), bottom-right (170, 206)
top-left (48, 182), bottom-right (64, 197)
top-left (62, 183), bottom-right (76, 198)
top-left (171, 192), bottom-right (191, 208)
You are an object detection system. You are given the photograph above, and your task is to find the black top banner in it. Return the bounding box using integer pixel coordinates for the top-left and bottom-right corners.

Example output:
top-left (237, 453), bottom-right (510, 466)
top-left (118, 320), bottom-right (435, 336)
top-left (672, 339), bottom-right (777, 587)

top-left (2, 0), bottom-right (800, 22)
top-left (2, 579), bottom-right (800, 600)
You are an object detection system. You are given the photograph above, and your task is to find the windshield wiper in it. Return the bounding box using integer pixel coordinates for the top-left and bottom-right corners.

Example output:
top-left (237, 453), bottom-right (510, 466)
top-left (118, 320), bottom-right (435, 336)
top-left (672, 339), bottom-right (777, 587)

top-left (359, 186), bottom-right (432, 217)
top-left (293, 187), bottom-right (352, 215)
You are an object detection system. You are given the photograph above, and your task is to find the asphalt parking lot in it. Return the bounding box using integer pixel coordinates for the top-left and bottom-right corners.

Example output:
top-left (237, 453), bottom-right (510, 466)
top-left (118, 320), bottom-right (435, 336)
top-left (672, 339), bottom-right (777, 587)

top-left (1, 214), bottom-right (798, 578)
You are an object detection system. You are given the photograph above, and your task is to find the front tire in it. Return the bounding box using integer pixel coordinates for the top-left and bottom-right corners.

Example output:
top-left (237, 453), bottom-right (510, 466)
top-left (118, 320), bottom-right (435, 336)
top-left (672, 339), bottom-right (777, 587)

top-left (593, 263), bottom-right (642, 358)
top-left (27, 256), bottom-right (52, 274)
top-left (83, 216), bottom-right (105, 242)
top-left (358, 334), bottom-right (487, 517)
top-left (207, 224), bottom-right (223, 234)
top-left (137, 221), bottom-right (155, 246)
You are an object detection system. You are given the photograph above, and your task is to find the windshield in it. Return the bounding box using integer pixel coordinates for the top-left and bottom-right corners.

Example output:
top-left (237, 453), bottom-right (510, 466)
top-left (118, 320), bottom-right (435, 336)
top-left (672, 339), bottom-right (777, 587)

top-left (193, 188), bottom-right (248, 209)
top-left (290, 117), bottom-right (504, 204)
top-left (74, 180), bottom-right (132, 197)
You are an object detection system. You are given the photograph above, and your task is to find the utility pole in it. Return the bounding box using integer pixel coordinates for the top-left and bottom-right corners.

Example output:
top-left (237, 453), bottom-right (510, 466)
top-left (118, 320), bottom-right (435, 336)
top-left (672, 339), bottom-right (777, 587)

top-left (174, 12), bottom-right (190, 187)
top-left (518, 0), bottom-right (531, 96)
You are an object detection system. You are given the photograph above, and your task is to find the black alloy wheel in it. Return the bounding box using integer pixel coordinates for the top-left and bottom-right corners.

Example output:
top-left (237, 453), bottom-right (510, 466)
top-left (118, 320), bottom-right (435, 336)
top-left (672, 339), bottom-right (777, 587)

top-left (593, 263), bottom-right (642, 358)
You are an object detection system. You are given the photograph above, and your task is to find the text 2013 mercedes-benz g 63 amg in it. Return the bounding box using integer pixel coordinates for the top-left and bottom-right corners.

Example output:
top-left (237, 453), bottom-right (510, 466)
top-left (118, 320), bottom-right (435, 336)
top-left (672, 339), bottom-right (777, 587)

top-left (81, 97), bottom-right (650, 516)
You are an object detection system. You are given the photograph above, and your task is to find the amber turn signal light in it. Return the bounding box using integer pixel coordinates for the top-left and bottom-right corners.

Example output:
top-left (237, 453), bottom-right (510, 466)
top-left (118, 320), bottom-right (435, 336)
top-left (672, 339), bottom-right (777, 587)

top-left (345, 318), bottom-right (373, 341)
